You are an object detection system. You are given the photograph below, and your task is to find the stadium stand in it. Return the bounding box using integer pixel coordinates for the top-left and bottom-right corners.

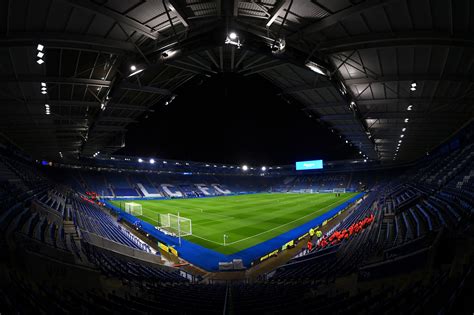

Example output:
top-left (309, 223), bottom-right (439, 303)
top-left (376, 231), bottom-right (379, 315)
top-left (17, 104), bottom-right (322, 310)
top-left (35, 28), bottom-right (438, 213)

top-left (0, 123), bottom-right (473, 314)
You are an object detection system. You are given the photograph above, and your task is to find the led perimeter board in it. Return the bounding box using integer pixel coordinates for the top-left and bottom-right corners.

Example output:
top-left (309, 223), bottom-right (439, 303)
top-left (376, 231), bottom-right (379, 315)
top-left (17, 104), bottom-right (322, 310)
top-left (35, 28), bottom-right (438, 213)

top-left (295, 160), bottom-right (323, 171)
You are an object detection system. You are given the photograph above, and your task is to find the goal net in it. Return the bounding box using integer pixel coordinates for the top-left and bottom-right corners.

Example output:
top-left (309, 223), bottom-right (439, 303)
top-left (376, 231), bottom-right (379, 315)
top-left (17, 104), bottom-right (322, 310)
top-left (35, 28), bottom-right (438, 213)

top-left (158, 213), bottom-right (192, 237)
top-left (333, 188), bottom-right (346, 193)
top-left (124, 202), bottom-right (143, 216)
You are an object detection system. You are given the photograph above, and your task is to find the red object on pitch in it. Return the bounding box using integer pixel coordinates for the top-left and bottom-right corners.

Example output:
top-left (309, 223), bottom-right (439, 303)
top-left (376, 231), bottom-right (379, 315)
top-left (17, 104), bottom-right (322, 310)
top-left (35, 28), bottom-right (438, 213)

top-left (307, 241), bottom-right (313, 251)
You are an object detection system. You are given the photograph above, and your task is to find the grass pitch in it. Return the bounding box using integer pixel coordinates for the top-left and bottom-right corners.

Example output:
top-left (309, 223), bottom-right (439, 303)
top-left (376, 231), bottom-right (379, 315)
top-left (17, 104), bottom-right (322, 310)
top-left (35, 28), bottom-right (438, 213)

top-left (111, 192), bottom-right (358, 255)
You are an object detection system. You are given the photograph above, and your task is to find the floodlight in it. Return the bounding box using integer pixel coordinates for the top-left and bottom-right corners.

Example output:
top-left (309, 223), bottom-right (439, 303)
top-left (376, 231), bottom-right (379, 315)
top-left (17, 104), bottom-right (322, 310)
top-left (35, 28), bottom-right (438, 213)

top-left (305, 61), bottom-right (328, 76)
top-left (129, 69), bottom-right (144, 77)
top-left (41, 90), bottom-right (47, 94)
top-left (37, 59), bottom-right (44, 64)
top-left (149, 159), bottom-right (155, 164)
top-left (242, 165), bottom-right (249, 171)
top-left (37, 52), bottom-right (44, 58)
top-left (404, 118), bottom-right (409, 123)
top-left (130, 65), bottom-right (137, 71)
top-left (400, 134), bottom-right (404, 138)
top-left (225, 32), bottom-right (242, 48)
top-left (162, 49), bottom-right (177, 58)
top-left (407, 105), bottom-right (413, 111)
top-left (37, 44), bottom-right (44, 51)
top-left (261, 166), bottom-right (267, 171)
top-left (402, 128), bottom-right (406, 132)
top-left (138, 158), bottom-right (143, 163)
top-left (41, 82), bottom-right (46, 87)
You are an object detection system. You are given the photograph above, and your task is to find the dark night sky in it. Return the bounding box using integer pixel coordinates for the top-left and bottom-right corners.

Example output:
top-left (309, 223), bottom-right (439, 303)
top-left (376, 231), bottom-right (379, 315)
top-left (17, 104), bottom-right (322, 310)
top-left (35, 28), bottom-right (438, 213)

top-left (118, 73), bottom-right (357, 165)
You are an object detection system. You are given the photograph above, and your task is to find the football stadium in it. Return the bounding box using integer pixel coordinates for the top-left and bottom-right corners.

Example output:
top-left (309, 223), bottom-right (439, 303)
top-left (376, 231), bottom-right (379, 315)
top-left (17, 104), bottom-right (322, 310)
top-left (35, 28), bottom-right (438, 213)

top-left (0, 0), bottom-right (473, 314)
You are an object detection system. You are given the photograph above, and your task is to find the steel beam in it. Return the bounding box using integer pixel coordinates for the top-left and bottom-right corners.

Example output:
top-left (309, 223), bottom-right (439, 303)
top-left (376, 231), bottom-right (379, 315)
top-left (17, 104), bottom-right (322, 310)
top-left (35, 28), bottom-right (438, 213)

top-left (0, 33), bottom-right (136, 54)
top-left (291, 0), bottom-right (400, 37)
top-left (320, 32), bottom-right (474, 53)
top-left (57, 0), bottom-right (158, 39)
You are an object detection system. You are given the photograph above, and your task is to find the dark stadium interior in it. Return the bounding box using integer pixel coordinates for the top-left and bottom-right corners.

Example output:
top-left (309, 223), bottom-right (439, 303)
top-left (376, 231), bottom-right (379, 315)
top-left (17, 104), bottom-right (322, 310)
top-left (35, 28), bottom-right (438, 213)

top-left (119, 73), bottom-right (358, 164)
top-left (0, 0), bottom-right (474, 314)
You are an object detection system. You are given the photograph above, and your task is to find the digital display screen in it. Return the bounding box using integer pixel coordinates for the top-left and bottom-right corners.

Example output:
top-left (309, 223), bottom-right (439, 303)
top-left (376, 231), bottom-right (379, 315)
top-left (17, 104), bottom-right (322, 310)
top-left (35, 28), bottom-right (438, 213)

top-left (295, 160), bottom-right (323, 171)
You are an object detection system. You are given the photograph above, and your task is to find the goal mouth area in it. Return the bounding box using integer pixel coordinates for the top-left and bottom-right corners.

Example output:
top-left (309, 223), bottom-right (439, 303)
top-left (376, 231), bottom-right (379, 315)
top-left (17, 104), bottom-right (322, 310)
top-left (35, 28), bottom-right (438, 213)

top-left (124, 202), bottom-right (143, 215)
top-left (158, 213), bottom-right (192, 237)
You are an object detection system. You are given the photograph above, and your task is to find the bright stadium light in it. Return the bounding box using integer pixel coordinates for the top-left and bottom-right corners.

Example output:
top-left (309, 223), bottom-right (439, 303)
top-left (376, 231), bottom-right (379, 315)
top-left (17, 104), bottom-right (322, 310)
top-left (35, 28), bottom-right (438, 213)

top-left (129, 68), bottom-right (144, 77)
top-left (404, 118), bottom-right (409, 123)
top-left (138, 158), bottom-right (143, 163)
top-left (242, 165), bottom-right (249, 171)
top-left (37, 59), bottom-right (44, 64)
top-left (407, 105), bottom-right (413, 111)
top-left (162, 49), bottom-right (177, 58)
top-left (400, 134), bottom-right (404, 138)
top-left (305, 61), bottom-right (328, 76)
top-left (261, 166), bottom-right (267, 171)
top-left (37, 44), bottom-right (44, 51)
top-left (402, 128), bottom-right (406, 132)
top-left (225, 32), bottom-right (242, 48)
top-left (130, 65), bottom-right (137, 71)
top-left (149, 159), bottom-right (155, 164)
top-left (37, 52), bottom-right (44, 58)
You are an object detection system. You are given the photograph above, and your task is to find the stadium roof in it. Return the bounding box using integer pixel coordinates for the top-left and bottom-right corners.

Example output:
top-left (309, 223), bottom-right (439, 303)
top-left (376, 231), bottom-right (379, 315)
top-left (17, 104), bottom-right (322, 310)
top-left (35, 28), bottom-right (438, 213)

top-left (0, 0), bottom-right (473, 162)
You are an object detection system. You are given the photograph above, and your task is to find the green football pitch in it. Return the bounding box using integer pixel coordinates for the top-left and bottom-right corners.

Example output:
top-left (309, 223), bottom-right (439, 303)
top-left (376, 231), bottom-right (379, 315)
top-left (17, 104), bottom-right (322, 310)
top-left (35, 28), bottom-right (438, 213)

top-left (111, 192), bottom-right (358, 255)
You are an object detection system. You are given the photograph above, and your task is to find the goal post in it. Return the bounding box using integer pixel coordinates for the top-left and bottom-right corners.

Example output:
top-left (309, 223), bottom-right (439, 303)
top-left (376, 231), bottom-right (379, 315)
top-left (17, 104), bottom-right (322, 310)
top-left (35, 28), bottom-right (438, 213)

top-left (159, 213), bottom-right (170, 228)
top-left (124, 202), bottom-right (143, 216)
top-left (158, 213), bottom-right (192, 240)
top-left (168, 213), bottom-right (192, 237)
top-left (333, 188), bottom-right (346, 193)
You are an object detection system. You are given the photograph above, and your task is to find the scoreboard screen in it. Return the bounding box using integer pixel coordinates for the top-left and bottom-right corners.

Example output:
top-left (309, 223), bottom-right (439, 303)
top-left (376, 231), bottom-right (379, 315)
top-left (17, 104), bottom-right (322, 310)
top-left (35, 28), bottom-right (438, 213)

top-left (295, 160), bottom-right (323, 171)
